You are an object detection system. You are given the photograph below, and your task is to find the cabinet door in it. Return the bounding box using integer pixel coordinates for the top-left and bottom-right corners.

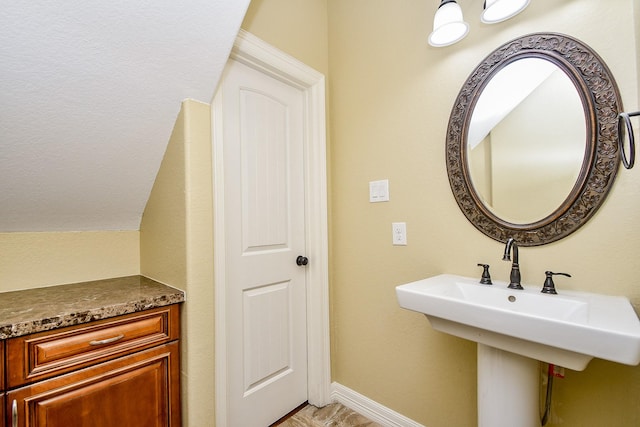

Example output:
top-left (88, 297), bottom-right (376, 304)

top-left (1, 339), bottom-right (4, 391)
top-left (1, 341), bottom-right (4, 427)
top-left (8, 342), bottom-right (180, 427)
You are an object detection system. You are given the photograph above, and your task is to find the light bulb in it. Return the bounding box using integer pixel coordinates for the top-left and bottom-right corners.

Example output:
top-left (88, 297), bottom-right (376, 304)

top-left (429, 0), bottom-right (469, 47)
top-left (481, 0), bottom-right (530, 24)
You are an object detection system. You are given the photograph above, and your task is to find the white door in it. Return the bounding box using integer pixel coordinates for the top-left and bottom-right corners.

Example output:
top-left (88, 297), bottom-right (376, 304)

top-left (215, 57), bottom-right (309, 427)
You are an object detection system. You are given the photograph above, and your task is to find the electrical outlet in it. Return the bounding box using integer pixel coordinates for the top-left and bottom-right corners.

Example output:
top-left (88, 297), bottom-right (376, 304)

top-left (392, 222), bottom-right (407, 245)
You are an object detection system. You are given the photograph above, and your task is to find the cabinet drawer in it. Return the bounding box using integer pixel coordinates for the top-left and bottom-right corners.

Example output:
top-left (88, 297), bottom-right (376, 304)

top-left (7, 304), bottom-right (179, 388)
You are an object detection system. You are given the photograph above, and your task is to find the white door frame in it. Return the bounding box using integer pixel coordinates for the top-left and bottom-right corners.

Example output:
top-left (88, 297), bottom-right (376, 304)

top-left (212, 30), bottom-right (330, 426)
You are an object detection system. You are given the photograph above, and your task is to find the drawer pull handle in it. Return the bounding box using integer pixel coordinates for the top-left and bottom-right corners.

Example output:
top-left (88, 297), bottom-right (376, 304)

top-left (89, 334), bottom-right (125, 346)
top-left (12, 399), bottom-right (18, 427)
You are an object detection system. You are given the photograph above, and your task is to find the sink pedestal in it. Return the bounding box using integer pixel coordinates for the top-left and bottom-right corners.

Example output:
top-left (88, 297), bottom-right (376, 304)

top-left (478, 344), bottom-right (540, 427)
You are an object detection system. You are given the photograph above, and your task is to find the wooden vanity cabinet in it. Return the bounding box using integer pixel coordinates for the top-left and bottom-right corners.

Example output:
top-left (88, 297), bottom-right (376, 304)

top-left (5, 305), bottom-right (181, 427)
top-left (1, 340), bottom-right (5, 427)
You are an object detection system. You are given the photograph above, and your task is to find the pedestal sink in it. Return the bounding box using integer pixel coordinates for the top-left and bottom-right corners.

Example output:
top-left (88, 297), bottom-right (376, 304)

top-left (396, 274), bottom-right (640, 427)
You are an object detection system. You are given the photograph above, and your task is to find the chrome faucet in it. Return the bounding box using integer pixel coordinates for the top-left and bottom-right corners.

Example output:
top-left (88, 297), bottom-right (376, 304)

top-left (502, 238), bottom-right (523, 289)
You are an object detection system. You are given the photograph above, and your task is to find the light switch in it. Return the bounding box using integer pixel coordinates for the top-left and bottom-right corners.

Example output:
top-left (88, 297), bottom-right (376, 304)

top-left (369, 179), bottom-right (389, 202)
top-left (392, 222), bottom-right (407, 245)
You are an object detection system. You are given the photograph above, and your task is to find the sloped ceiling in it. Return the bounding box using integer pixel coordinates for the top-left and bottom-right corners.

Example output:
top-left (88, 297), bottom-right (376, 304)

top-left (0, 0), bottom-right (250, 232)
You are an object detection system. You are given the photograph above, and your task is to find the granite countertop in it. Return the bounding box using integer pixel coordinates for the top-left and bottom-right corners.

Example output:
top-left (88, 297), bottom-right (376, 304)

top-left (0, 276), bottom-right (185, 340)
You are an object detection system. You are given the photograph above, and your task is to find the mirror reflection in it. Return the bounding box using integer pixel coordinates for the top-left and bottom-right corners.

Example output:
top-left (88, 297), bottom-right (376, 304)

top-left (467, 58), bottom-right (587, 224)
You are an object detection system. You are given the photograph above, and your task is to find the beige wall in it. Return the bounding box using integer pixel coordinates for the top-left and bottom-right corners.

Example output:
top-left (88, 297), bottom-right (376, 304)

top-left (0, 231), bottom-right (139, 291)
top-left (140, 103), bottom-right (188, 287)
top-left (326, 1), bottom-right (640, 426)
top-left (241, 0), bottom-right (329, 77)
top-left (140, 99), bottom-right (214, 427)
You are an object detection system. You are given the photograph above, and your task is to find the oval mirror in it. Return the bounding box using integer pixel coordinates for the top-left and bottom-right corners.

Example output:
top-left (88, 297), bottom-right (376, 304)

top-left (446, 33), bottom-right (622, 246)
top-left (467, 57), bottom-right (587, 224)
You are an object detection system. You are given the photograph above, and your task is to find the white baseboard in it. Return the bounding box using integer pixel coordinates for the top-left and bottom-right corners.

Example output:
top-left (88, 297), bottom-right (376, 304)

top-left (330, 382), bottom-right (425, 427)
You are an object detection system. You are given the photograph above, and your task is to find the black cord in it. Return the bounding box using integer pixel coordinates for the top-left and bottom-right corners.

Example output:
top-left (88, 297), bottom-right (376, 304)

top-left (541, 364), bottom-right (554, 426)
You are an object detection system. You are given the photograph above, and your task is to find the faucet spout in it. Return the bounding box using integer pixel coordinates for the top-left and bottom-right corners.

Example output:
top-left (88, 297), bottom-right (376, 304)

top-left (503, 238), bottom-right (523, 289)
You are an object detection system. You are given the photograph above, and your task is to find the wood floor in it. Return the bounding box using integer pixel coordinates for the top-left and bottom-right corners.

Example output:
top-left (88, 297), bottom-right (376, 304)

top-left (272, 403), bottom-right (381, 427)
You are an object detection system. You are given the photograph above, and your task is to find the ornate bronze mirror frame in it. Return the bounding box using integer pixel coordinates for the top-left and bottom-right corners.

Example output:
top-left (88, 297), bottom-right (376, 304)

top-left (446, 33), bottom-right (623, 246)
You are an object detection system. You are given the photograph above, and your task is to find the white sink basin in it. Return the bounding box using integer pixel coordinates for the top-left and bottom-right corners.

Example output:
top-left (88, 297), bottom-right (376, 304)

top-left (396, 274), bottom-right (640, 370)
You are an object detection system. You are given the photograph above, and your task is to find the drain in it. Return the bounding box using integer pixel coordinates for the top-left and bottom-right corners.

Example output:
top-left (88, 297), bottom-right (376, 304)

top-left (508, 295), bottom-right (516, 302)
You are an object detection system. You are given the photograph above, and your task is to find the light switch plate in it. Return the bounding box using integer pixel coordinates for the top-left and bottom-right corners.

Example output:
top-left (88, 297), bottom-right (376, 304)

top-left (369, 179), bottom-right (389, 202)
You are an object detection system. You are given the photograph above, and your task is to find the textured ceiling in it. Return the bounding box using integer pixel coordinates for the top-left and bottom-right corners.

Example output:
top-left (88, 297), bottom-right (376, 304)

top-left (0, 0), bottom-right (250, 232)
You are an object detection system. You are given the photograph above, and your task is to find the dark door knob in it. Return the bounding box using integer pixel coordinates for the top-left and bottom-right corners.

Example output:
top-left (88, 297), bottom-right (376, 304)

top-left (296, 256), bottom-right (309, 266)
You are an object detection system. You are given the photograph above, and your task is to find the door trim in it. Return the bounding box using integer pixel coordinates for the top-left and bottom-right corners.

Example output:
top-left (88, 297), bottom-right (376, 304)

top-left (212, 30), bottom-right (330, 426)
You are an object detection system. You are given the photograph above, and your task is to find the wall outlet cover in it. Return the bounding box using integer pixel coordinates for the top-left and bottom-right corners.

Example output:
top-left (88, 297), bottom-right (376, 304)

top-left (392, 222), bottom-right (407, 245)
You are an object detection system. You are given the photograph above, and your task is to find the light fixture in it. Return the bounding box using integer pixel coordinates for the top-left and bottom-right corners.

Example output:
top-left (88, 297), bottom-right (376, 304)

top-left (429, 0), bottom-right (531, 47)
top-left (481, 0), bottom-right (530, 24)
top-left (428, 0), bottom-right (469, 47)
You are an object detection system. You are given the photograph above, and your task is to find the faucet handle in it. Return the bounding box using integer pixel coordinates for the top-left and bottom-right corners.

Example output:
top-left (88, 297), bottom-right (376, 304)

top-left (477, 263), bottom-right (493, 285)
top-left (541, 271), bottom-right (571, 294)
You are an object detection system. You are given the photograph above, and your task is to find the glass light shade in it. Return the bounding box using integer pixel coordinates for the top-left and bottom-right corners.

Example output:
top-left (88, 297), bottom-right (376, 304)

top-left (481, 0), bottom-right (530, 24)
top-left (428, 1), bottom-right (469, 47)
